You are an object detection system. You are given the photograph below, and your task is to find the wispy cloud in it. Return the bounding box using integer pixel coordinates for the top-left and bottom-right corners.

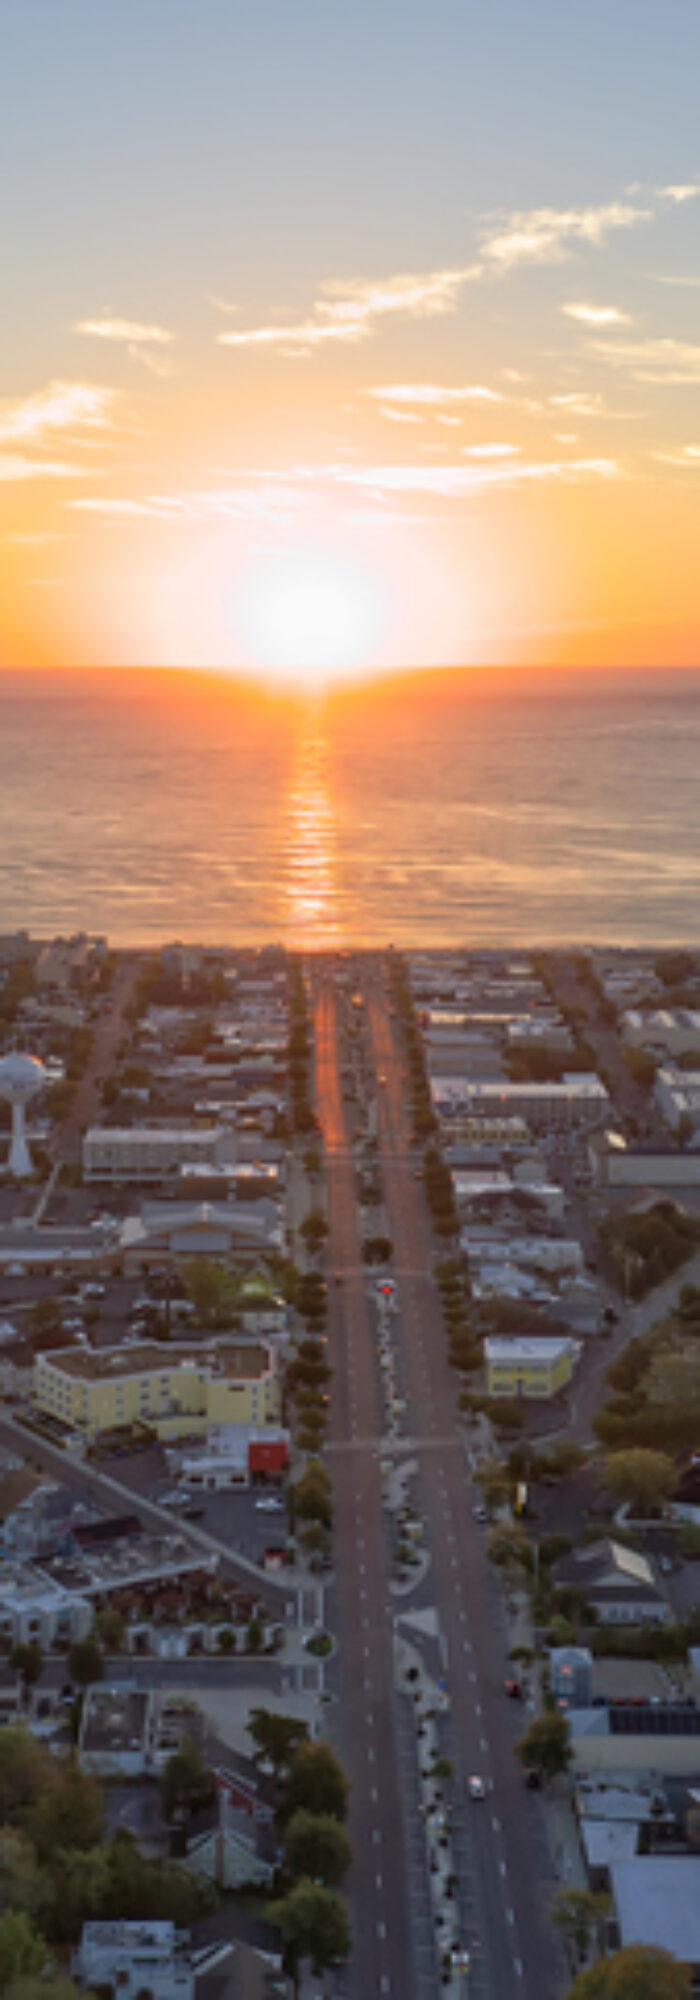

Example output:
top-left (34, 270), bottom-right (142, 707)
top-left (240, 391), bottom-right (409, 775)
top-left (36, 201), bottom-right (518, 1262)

top-left (481, 200), bottom-right (650, 270)
top-left (652, 444), bottom-right (700, 467)
top-left (75, 317), bottom-right (174, 345)
top-left (378, 406), bottom-right (425, 424)
top-left (562, 302), bottom-right (631, 326)
top-left (323, 456), bottom-right (620, 498)
top-left (660, 183), bottom-right (700, 205)
top-left (461, 442), bottom-right (521, 459)
top-left (368, 382), bottom-right (503, 408)
top-left (67, 482), bottom-right (302, 524)
top-left (0, 381), bottom-right (114, 447)
top-left (592, 336), bottom-right (700, 383)
top-left (649, 272), bottom-right (700, 289)
top-left (218, 267), bottom-right (481, 354)
top-left (0, 456), bottom-right (87, 481)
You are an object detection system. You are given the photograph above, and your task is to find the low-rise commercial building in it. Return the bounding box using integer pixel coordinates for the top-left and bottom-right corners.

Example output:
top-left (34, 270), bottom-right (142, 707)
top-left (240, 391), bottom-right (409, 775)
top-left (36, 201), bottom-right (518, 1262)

top-left (72, 1921), bottom-right (194, 2000)
top-left (83, 1125), bottom-right (224, 1182)
top-left (0, 1562), bottom-right (93, 1648)
top-left (120, 1196), bottom-right (283, 1269)
top-left (432, 1073), bottom-right (609, 1130)
top-left (655, 1066), bottom-right (700, 1136)
top-left (484, 1335), bottom-right (576, 1399)
top-left (33, 1338), bottom-right (281, 1441)
top-left (624, 1009), bottom-right (700, 1060)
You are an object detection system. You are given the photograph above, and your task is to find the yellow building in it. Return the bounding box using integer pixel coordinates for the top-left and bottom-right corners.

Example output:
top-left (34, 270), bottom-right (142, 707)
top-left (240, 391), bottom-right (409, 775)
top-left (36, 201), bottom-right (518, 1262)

top-left (484, 1335), bottom-right (575, 1400)
top-left (32, 1339), bottom-right (280, 1442)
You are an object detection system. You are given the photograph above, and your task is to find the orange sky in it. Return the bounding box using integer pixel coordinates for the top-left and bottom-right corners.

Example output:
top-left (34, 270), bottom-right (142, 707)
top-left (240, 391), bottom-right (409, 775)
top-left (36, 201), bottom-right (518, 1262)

top-left (2, 5), bottom-right (700, 682)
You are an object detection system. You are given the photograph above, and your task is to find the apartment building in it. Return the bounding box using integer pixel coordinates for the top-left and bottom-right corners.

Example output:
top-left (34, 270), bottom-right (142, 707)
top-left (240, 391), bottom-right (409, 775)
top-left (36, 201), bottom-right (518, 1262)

top-left (33, 1339), bottom-right (281, 1441)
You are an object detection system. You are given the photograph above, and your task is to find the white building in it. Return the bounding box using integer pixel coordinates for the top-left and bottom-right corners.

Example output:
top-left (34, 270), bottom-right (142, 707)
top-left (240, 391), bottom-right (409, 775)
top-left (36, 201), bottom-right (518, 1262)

top-left (655, 1066), bottom-right (700, 1136)
top-left (0, 1562), bottom-right (93, 1648)
top-left (432, 1073), bottom-right (609, 1130)
top-left (83, 1125), bottom-right (225, 1182)
top-left (72, 1921), bottom-right (194, 2000)
top-left (624, 1008), bottom-right (700, 1060)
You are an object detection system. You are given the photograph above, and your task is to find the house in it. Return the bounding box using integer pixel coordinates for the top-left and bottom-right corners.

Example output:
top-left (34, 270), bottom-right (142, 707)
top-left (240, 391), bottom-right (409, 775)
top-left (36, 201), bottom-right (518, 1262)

top-left (484, 1335), bottom-right (576, 1399)
top-left (552, 1539), bottom-right (670, 1624)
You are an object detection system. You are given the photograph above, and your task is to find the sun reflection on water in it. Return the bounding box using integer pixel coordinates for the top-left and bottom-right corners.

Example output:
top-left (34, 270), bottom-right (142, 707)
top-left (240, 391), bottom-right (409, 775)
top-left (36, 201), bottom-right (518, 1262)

top-left (284, 724), bottom-right (340, 947)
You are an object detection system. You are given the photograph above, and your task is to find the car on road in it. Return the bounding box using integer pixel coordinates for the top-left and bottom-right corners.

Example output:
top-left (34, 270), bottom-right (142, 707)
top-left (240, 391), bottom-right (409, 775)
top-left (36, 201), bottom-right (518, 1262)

top-left (472, 1504), bottom-right (488, 1523)
top-left (467, 1775), bottom-right (486, 1800)
top-left (504, 1678), bottom-right (523, 1699)
top-left (255, 1496), bottom-right (285, 1512)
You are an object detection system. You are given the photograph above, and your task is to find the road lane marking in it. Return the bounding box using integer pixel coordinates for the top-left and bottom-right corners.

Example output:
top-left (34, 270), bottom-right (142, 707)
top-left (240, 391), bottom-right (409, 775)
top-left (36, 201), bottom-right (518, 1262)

top-left (492, 1815), bottom-right (501, 1833)
top-left (499, 1859), bottom-right (507, 1877)
top-left (507, 1907), bottom-right (515, 1925)
top-left (372, 1828), bottom-right (381, 1844)
top-left (375, 1872), bottom-right (383, 1890)
top-left (377, 1920), bottom-right (387, 1940)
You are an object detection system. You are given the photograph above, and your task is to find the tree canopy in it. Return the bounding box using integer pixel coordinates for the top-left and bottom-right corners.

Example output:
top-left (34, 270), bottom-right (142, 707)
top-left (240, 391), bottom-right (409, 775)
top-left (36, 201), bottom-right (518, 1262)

top-left (283, 1811), bottom-right (352, 1889)
top-left (567, 1944), bottom-right (691, 1998)
top-left (248, 1708), bottom-right (309, 1779)
top-left (517, 1710), bottom-right (572, 1784)
top-left (268, 1879), bottom-right (350, 1978)
top-left (602, 1448), bottom-right (675, 1517)
top-left (281, 1742), bottom-right (349, 1825)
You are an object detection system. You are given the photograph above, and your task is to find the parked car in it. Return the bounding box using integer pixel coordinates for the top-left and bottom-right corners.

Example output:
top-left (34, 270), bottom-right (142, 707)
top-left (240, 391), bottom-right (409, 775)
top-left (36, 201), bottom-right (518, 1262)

top-left (255, 1496), bottom-right (285, 1512)
top-left (467, 1775), bottom-right (486, 1800)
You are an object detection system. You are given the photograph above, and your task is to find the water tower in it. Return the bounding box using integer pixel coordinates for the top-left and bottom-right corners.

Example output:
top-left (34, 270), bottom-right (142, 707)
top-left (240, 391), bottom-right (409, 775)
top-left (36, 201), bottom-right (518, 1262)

top-left (0, 1053), bottom-right (46, 1178)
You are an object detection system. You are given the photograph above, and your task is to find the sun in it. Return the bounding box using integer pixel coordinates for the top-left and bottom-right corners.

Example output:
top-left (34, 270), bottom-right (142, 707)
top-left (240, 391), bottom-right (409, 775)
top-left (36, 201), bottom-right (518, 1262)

top-left (236, 547), bottom-right (383, 686)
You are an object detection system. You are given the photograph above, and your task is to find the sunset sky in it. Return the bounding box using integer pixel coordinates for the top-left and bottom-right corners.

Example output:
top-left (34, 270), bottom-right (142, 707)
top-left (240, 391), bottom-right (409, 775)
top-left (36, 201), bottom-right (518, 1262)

top-left (2, 0), bottom-right (700, 681)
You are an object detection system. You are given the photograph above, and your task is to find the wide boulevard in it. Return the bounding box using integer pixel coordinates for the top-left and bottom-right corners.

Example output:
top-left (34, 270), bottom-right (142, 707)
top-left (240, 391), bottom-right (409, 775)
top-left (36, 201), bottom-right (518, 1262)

top-left (315, 957), bottom-right (567, 2000)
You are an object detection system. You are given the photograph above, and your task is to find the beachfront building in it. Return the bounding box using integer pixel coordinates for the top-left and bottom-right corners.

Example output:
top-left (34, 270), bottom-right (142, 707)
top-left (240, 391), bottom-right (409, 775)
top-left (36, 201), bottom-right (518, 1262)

top-left (32, 1339), bottom-right (281, 1442)
top-left (484, 1335), bottom-right (576, 1399)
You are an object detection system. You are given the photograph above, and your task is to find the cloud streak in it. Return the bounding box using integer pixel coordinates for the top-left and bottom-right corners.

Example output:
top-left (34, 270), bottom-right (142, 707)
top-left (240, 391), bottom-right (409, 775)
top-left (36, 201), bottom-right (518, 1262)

top-left (75, 317), bottom-right (174, 345)
top-left (481, 200), bottom-right (650, 270)
top-left (368, 382), bottom-right (503, 407)
top-left (0, 381), bottom-right (114, 447)
top-left (218, 266), bottom-right (481, 354)
top-left (592, 336), bottom-right (700, 383)
top-left (562, 302), bottom-right (631, 326)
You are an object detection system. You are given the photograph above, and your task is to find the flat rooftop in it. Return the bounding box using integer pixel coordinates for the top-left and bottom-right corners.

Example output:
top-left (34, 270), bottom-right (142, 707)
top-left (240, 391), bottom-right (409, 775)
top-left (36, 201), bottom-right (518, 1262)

top-left (81, 1685), bottom-right (150, 1757)
top-left (37, 1340), bottom-right (270, 1381)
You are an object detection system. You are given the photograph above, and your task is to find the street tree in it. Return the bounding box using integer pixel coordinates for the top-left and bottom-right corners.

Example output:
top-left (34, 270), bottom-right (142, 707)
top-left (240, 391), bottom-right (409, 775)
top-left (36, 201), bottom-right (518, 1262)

top-left (9, 1644), bottom-right (43, 1706)
top-left (517, 1710), bottom-right (572, 1785)
top-left (567, 1944), bottom-right (691, 1998)
top-left (268, 1879), bottom-right (350, 1988)
top-left (291, 1462), bottom-right (333, 1530)
top-left (602, 1448), bottom-right (676, 1517)
top-left (300, 1211), bottom-right (328, 1256)
top-left (94, 1605), bottom-right (124, 1651)
top-left (486, 1523), bottom-right (533, 1577)
top-left (475, 1458), bottom-right (510, 1512)
top-left (68, 1638), bottom-right (104, 1690)
top-left (281, 1743), bottom-right (349, 1825)
top-left (552, 1887), bottom-right (610, 1968)
top-left (283, 1811), bottom-right (352, 1888)
top-left (248, 1709), bottom-right (309, 1780)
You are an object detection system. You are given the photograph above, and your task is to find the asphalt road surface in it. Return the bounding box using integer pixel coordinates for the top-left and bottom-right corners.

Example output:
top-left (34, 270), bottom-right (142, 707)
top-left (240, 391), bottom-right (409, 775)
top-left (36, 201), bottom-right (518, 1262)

top-left (364, 965), bottom-right (567, 2000)
top-left (312, 957), bottom-right (569, 2000)
top-left (315, 974), bottom-right (417, 2000)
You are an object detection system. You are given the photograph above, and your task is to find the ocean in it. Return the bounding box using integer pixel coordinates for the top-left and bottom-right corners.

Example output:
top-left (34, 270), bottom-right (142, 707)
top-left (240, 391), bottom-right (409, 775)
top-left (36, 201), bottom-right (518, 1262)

top-left (1, 665), bottom-right (699, 950)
